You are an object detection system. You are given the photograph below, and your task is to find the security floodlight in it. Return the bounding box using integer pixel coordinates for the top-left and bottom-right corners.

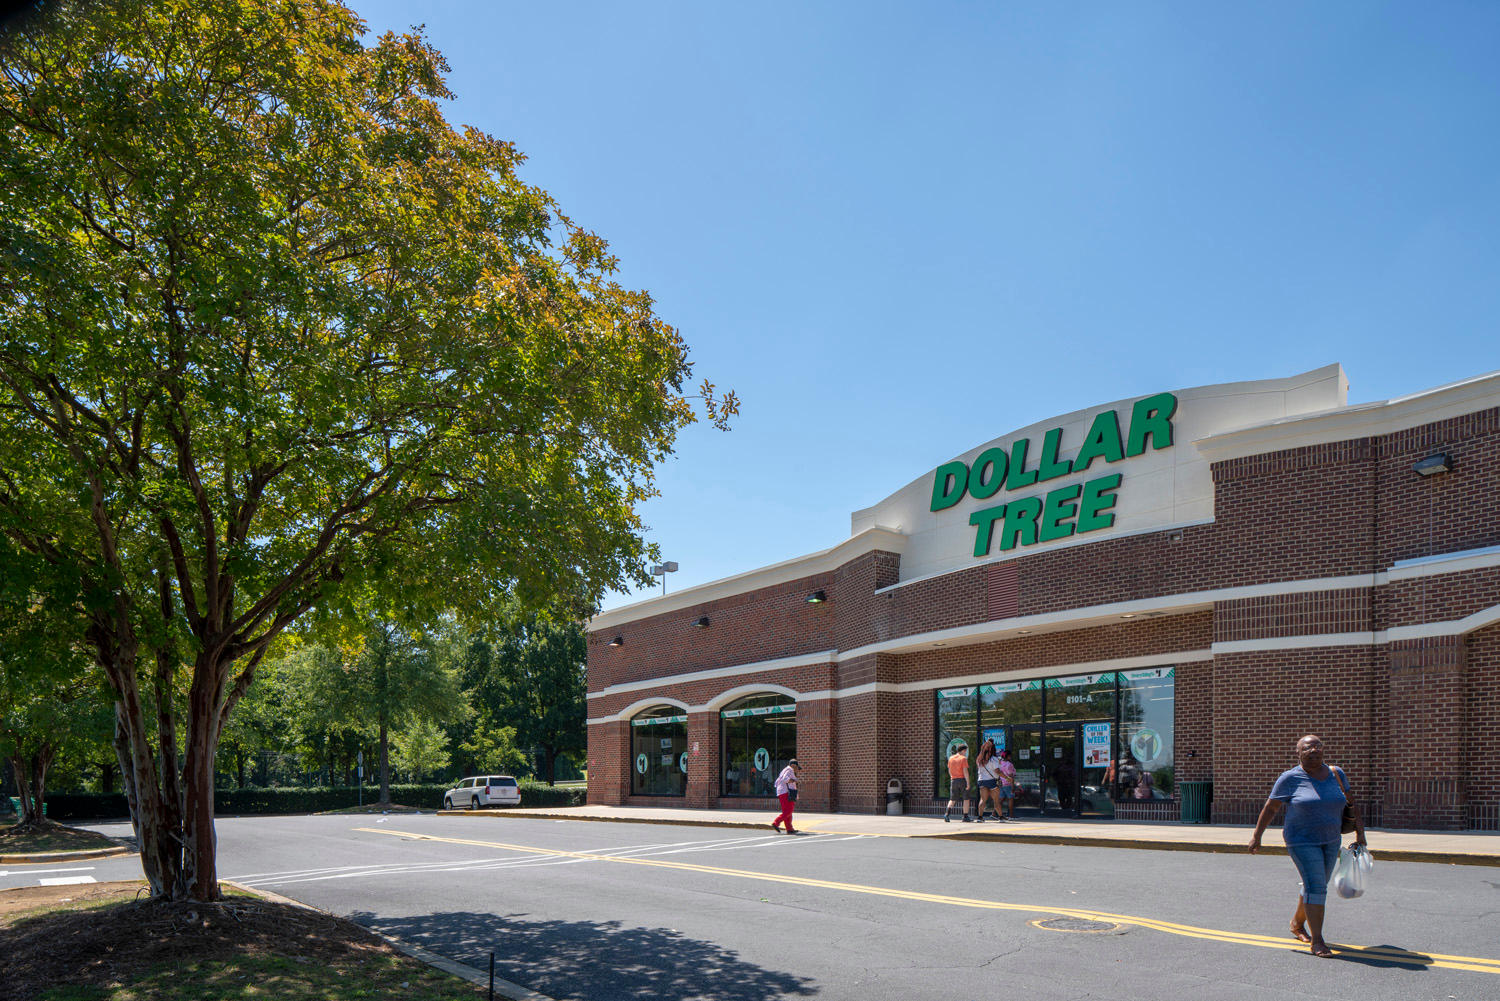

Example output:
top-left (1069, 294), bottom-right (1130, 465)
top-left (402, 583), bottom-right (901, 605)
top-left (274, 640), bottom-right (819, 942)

top-left (1413, 453), bottom-right (1453, 476)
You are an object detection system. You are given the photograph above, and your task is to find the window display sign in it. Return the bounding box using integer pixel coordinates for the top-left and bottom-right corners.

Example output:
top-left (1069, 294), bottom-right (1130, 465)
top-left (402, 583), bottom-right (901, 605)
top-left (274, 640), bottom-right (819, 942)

top-left (981, 680), bottom-right (1040, 695)
top-left (721, 705), bottom-right (796, 719)
top-left (635, 753), bottom-right (648, 774)
top-left (937, 687), bottom-right (976, 698)
top-left (753, 747), bottom-right (770, 771)
top-left (1082, 722), bottom-right (1111, 766)
top-left (981, 727), bottom-right (1006, 750)
top-left (1048, 672), bottom-right (1116, 687)
top-left (632, 714), bottom-right (686, 726)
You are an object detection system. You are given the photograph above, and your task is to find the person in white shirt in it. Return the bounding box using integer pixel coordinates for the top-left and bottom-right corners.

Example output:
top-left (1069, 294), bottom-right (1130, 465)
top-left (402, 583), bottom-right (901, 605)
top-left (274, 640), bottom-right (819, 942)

top-left (771, 758), bottom-right (801, 834)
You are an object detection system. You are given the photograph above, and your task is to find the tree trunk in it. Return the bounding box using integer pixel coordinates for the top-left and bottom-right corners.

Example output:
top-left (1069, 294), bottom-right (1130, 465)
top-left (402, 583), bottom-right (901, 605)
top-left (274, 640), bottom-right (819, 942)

top-left (180, 665), bottom-right (222, 901)
top-left (378, 721), bottom-right (390, 806)
top-left (9, 752), bottom-right (49, 826)
top-left (544, 747), bottom-right (557, 786)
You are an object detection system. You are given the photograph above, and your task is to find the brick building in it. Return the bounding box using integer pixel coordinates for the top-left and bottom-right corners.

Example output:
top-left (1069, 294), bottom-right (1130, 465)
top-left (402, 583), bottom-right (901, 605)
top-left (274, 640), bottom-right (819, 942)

top-left (586, 365), bottom-right (1500, 830)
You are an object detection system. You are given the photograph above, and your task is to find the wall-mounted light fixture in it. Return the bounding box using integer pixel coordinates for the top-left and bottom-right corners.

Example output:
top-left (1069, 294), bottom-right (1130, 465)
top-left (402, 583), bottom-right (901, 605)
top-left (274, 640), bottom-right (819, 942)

top-left (693, 616), bottom-right (710, 628)
top-left (1413, 453), bottom-right (1453, 477)
top-left (806, 590), bottom-right (827, 604)
top-left (1120, 613), bottom-right (1137, 619)
top-left (608, 636), bottom-right (624, 648)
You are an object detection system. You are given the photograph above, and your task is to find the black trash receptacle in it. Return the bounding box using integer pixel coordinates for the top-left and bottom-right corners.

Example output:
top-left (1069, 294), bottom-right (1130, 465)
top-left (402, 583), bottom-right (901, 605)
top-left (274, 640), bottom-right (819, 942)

top-left (1179, 781), bottom-right (1212, 823)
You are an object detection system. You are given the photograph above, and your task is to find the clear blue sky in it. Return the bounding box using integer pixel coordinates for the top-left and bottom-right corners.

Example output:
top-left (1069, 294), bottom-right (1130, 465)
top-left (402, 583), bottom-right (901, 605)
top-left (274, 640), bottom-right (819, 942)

top-left (348, 1), bottom-right (1500, 610)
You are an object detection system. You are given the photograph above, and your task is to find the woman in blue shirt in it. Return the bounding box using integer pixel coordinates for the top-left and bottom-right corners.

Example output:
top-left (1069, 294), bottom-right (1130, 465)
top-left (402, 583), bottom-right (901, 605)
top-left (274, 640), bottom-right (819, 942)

top-left (1248, 734), bottom-right (1367, 958)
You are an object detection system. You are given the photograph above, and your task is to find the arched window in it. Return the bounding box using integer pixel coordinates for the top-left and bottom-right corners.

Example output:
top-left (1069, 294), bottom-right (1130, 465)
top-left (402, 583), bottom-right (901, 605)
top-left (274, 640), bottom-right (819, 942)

top-left (630, 705), bottom-right (687, 796)
top-left (720, 694), bottom-right (796, 797)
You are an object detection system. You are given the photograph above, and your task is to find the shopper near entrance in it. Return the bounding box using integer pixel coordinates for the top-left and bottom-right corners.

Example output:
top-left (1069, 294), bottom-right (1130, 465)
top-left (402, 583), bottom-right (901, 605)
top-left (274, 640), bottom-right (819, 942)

top-left (975, 739), bottom-right (1002, 821)
top-left (771, 758), bottom-right (801, 834)
top-left (996, 749), bottom-right (1016, 819)
top-left (945, 743), bottom-right (972, 822)
top-left (1248, 734), bottom-right (1367, 958)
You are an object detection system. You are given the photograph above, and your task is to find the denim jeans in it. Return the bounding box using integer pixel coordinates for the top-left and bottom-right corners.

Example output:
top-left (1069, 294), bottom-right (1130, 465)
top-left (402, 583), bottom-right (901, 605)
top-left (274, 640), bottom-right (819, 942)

top-left (1287, 840), bottom-right (1340, 905)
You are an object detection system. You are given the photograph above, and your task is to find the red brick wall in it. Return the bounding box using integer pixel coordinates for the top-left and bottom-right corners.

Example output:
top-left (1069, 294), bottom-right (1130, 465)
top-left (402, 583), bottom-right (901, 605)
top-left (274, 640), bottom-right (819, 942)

top-left (1209, 647), bottom-right (1378, 825)
top-left (1386, 637), bottom-right (1468, 829)
top-left (1467, 624), bottom-right (1500, 829)
top-left (1176, 659), bottom-right (1213, 783)
top-left (1214, 590), bottom-right (1371, 643)
top-left (1382, 568), bottom-right (1500, 627)
top-left (1377, 409), bottom-right (1500, 566)
top-left (587, 570), bottom-right (836, 691)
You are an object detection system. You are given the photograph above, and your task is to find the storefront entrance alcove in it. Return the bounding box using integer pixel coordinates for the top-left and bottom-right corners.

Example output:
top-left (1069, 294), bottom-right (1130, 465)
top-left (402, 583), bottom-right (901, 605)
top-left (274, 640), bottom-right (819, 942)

top-left (1008, 724), bottom-right (1112, 818)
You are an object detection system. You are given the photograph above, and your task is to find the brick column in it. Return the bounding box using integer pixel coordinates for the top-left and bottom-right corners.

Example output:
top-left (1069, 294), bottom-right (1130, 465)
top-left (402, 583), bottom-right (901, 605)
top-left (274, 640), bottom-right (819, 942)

top-left (587, 720), bottom-right (631, 807)
top-left (1386, 637), bottom-right (1468, 829)
top-left (685, 711), bottom-right (720, 807)
top-left (795, 698), bottom-right (836, 812)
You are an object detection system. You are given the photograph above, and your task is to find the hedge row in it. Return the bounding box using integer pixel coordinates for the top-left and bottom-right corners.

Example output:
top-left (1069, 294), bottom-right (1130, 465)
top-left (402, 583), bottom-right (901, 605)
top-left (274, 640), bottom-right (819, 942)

top-left (43, 781), bottom-right (585, 820)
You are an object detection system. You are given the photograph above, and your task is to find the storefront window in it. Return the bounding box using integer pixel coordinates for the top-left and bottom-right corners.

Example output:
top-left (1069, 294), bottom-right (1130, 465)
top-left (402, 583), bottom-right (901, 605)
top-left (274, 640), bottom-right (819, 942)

top-left (978, 680), bottom-right (1043, 750)
top-left (1115, 668), bottom-right (1175, 800)
top-left (934, 666), bottom-right (1176, 809)
top-left (935, 687), bottom-right (977, 799)
top-left (1043, 672), bottom-right (1115, 722)
top-left (630, 705), bottom-right (688, 796)
top-left (720, 694), bottom-right (796, 796)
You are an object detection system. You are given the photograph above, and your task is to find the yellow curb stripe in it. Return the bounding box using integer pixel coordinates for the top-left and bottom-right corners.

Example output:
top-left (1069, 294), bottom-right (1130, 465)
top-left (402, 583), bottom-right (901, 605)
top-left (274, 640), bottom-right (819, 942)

top-left (355, 828), bottom-right (1500, 975)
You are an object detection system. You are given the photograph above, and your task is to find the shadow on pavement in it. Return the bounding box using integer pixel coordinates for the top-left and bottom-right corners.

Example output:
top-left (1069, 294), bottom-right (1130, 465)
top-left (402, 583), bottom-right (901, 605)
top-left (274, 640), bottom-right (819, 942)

top-left (1326, 942), bottom-right (1440, 970)
top-left (350, 909), bottom-right (819, 1000)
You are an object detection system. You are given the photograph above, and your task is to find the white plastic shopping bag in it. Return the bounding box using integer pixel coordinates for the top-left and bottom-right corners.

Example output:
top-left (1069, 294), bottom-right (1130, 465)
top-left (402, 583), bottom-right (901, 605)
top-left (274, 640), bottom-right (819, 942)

top-left (1331, 843), bottom-right (1373, 898)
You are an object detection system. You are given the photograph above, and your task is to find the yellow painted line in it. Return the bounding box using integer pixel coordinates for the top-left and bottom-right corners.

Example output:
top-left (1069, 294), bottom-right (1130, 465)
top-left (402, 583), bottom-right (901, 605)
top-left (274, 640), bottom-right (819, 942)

top-left (355, 828), bottom-right (1500, 975)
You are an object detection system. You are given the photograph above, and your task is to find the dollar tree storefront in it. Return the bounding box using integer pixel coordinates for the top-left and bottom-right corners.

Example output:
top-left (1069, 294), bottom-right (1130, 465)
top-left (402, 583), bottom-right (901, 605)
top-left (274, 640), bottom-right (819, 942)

top-left (587, 365), bottom-right (1500, 830)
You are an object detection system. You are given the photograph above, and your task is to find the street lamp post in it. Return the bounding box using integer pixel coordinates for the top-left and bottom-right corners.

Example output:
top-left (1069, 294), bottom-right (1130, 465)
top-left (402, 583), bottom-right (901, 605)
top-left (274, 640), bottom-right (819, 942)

top-left (651, 561), bottom-right (678, 595)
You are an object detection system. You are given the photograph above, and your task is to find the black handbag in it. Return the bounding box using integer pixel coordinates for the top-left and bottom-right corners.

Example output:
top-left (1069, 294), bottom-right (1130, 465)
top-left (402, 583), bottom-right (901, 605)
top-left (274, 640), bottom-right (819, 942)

top-left (1333, 767), bottom-right (1356, 834)
top-left (789, 788), bottom-right (798, 803)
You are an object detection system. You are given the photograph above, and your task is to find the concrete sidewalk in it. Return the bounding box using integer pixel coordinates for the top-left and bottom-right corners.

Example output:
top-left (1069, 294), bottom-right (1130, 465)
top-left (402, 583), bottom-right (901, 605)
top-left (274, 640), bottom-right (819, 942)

top-left (439, 804), bottom-right (1500, 866)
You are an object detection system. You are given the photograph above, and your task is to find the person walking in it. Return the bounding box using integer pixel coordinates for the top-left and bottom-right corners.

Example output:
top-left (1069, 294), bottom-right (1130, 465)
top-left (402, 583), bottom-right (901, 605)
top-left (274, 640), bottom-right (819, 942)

top-left (1248, 734), bottom-right (1367, 958)
top-left (975, 739), bottom-right (1003, 821)
top-left (771, 757), bottom-right (801, 834)
top-left (996, 748), bottom-right (1017, 819)
top-left (944, 742), bottom-right (972, 822)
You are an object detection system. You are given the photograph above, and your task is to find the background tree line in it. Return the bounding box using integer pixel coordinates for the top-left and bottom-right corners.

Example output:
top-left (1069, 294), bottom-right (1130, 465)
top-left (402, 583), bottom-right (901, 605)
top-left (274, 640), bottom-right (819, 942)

top-left (2, 605), bottom-right (588, 815)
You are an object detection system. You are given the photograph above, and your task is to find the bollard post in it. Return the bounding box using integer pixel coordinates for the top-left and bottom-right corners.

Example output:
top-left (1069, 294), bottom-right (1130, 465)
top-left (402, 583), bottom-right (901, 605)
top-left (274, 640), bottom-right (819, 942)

top-left (489, 951), bottom-right (495, 1001)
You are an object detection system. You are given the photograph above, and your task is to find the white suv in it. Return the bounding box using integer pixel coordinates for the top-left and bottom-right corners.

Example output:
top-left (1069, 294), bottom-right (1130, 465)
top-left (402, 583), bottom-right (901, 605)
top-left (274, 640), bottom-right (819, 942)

top-left (443, 775), bottom-right (522, 810)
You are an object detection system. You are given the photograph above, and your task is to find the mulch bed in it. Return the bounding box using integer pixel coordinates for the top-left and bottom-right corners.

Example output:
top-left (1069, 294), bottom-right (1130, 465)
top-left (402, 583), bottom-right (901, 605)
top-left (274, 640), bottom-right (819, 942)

top-left (0, 881), bottom-right (413, 1001)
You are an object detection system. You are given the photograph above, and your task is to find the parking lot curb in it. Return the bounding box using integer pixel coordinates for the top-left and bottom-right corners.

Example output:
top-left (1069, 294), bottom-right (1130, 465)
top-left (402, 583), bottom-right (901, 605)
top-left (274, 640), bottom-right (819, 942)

top-left (933, 831), bottom-right (1500, 866)
top-left (0, 845), bottom-right (134, 865)
top-left (225, 881), bottom-right (558, 1001)
top-left (438, 808), bottom-right (776, 833)
top-left (438, 808), bottom-right (1500, 866)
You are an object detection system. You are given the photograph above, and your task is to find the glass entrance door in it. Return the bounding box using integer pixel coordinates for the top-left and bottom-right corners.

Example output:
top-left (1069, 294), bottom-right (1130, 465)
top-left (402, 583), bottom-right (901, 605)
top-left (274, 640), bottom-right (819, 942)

top-left (1009, 726), bottom-right (1045, 811)
top-left (1010, 724), bottom-right (1114, 817)
top-left (1042, 727), bottom-right (1078, 813)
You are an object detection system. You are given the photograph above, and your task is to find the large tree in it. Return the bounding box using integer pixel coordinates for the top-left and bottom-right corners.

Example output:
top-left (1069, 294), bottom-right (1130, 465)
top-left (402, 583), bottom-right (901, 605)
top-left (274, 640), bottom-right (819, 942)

top-left (0, 0), bottom-right (732, 900)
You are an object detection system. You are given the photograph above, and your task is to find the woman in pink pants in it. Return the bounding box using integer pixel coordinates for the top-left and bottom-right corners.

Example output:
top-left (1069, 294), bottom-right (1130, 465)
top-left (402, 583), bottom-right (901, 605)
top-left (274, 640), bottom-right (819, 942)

top-left (771, 758), bottom-right (801, 834)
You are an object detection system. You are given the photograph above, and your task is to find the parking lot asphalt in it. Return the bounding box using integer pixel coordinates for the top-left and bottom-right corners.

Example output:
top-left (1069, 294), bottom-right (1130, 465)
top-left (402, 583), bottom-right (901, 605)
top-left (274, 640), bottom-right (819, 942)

top-left (8, 813), bottom-right (1500, 1001)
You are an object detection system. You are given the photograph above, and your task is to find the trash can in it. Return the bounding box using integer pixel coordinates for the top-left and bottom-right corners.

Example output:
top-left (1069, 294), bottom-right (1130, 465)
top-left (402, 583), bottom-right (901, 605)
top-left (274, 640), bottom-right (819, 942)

top-left (1179, 781), bottom-right (1211, 823)
top-left (886, 778), bottom-right (905, 815)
